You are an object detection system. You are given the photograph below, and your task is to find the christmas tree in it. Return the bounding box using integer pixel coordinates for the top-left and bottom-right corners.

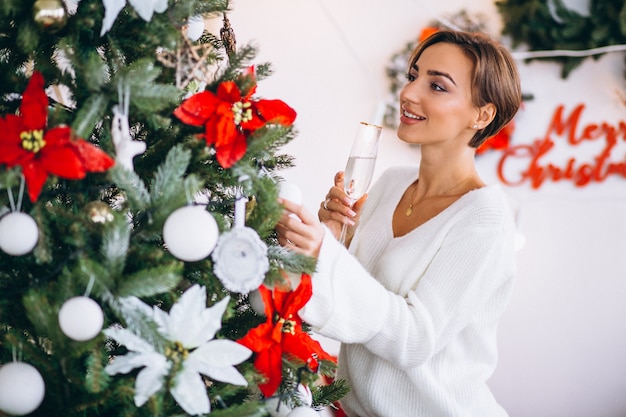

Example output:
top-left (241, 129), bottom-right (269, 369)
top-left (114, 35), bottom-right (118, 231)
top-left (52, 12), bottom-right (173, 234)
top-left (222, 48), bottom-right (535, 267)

top-left (0, 1), bottom-right (347, 416)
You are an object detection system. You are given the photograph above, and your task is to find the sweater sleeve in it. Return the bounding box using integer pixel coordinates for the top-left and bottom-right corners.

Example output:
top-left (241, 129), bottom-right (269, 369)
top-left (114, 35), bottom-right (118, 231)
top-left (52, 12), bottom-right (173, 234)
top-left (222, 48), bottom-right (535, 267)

top-left (299, 205), bottom-right (516, 369)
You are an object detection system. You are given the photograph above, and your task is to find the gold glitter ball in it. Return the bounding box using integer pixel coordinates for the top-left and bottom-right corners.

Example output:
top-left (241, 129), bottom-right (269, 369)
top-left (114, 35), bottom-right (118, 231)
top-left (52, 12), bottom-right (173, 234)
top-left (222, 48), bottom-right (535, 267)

top-left (83, 201), bottom-right (114, 224)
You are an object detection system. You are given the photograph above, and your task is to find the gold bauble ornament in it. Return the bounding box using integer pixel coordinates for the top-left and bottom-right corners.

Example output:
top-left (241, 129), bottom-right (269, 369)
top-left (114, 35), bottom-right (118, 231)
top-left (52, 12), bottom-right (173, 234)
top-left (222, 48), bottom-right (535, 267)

top-left (83, 201), bottom-right (114, 224)
top-left (33, 0), bottom-right (68, 33)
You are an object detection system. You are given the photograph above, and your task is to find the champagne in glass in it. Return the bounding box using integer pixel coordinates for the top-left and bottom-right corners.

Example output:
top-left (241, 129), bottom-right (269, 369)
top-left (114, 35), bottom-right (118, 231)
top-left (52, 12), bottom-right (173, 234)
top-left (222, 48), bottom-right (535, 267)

top-left (339, 122), bottom-right (382, 245)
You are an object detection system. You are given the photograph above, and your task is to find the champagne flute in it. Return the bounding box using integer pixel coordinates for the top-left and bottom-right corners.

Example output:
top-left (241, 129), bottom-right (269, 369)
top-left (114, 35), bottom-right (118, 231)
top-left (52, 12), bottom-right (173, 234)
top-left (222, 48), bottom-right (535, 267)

top-left (338, 122), bottom-right (382, 245)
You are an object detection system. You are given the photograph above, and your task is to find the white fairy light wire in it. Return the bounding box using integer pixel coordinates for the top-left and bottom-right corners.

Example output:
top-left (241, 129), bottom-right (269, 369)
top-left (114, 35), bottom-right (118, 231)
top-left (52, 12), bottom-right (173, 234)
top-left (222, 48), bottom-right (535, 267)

top-left (511, 44), bottom-right (626, 60)
top-left (406, 0), bottom-right (626, 60)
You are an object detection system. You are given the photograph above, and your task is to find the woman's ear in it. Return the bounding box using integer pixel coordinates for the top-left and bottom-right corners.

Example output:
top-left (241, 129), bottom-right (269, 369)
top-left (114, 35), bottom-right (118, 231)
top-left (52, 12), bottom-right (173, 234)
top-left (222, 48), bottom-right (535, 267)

top-left (474, 103), bottom-right (496, 130)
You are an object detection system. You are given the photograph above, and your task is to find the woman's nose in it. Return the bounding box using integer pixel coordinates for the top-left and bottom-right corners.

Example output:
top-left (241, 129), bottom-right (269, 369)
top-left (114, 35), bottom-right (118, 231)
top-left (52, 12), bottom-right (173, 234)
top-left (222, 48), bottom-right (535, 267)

top-left (400, 80), bottom-right (420, 102)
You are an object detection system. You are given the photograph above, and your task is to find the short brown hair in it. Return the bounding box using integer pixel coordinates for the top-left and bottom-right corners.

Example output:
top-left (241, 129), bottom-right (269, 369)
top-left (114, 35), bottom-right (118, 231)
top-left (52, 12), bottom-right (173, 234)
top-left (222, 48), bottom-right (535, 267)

top-left (409, 30), bottom-right (522, 148)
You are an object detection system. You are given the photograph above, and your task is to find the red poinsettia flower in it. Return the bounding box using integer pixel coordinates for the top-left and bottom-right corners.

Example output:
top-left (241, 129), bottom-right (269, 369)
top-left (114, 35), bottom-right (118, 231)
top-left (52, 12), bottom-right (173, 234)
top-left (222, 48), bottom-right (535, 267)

top-left (0, 71), bottom-right (115, 202)
top-left (173, 67), bottom-right (297, 169)
top-left (476, 119), bottom-right (515, 155)
top-left (237, 274), bottom-right (336, 397)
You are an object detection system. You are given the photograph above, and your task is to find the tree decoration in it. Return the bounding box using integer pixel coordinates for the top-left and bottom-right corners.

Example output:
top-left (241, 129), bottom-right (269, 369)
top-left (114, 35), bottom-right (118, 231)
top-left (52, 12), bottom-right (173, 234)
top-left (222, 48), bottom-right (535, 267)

top-left (185, 15), bottom-right (205, 42)
top-left (249, 289), bottom-right (267, 316)
top-left (0, 72), bottom-right (115, 202)
top-left (279, 180), bottom-right (303, 206)
top-left (0, 362), bottom-right (46, 416)
top-left (104, 285), bottom-right (252, 415)
top-left (212, 225), bottom-right (270, 293)
top-left (286, 406), bottom-right (321, 417)
top-left (156, 29), bottom-right (217, 89)
top-left (111, 83), bottom-right (146, 171)
top-left (220, 13), bottom-right (237, 57)
top-left (265, 397), bottom-right (293, 417)
top-left (212, 181), bottom-right (270, 293)
top-left (496, 0), bottom-right (626, 78)
top-left (173, 67), bottom-right (297, 168)
top-left (162, 205), bottom-right (220, 262)
top-left (100, 0), bottom-right (125, 36)
top-left (33, 0), bottom-right (68, 33)
top-left (58, 296), bottom-right (104, 341)
top-left (82, 201), bottom-right (114, 224)
top-left (266, 383), bottom-right (314, 417)
top-left (237, 274), bottom-right (336, 397)
top-left (0, 1), bottom-right (346, 415)
top-left (100, 0), bottom-right (168, 35)
top-left (0, 211), bottom-right (39, 256)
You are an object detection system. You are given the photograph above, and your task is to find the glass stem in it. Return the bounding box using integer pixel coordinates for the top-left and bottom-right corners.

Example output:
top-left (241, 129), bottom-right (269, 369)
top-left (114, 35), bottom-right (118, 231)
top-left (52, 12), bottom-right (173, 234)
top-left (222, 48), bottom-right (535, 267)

top-left (338, 199), bottom-right (355, 247)
top-left (339, 223), bottom-right (349, 246)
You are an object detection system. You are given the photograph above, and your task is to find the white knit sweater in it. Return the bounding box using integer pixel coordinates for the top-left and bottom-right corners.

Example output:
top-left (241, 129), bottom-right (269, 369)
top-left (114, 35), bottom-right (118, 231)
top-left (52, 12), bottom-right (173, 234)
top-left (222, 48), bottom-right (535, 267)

top-left (300, 167), bottom-right (516, 417)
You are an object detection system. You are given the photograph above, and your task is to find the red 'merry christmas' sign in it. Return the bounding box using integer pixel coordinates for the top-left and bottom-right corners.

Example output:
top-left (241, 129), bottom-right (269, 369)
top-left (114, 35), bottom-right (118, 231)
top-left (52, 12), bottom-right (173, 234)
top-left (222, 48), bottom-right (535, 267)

top-left (497, 103), bottom-right (626, 188)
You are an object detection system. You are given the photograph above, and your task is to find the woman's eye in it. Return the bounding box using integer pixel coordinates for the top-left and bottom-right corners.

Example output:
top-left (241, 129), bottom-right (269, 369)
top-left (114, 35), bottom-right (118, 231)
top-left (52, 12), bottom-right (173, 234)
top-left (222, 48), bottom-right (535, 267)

top-left (405, 72), bottom-right (416, 82)
top-left (431, 82), bottom-right (446, 92)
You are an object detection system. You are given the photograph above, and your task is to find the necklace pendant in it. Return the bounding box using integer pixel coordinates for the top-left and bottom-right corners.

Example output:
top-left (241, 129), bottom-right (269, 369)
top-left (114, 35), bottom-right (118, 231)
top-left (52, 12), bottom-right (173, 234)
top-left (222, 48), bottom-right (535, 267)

top-left (405, 205), bottom-right (413, 217)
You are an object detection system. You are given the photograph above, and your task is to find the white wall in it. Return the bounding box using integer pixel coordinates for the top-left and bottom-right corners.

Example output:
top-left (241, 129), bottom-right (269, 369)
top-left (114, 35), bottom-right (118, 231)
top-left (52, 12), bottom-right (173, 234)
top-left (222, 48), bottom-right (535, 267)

top-left (224, 1), bottom-right (626, 416)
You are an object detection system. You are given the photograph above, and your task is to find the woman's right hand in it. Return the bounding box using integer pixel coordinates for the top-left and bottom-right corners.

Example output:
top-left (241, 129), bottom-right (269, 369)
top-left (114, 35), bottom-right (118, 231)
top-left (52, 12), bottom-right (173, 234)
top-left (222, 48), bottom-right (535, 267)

top-left (318, 171), bottom-right (367, 245)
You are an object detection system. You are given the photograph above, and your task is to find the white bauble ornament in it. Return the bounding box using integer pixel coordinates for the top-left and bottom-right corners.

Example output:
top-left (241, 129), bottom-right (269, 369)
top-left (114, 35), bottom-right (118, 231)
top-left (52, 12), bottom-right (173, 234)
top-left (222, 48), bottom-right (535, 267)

top-left (186, 15), bottom-right (204, 41)
top-left (286, 406), bottom-right (320, 417)
top-left (58, 296), bottom-right (104, 341)
top-left (297, 384), bottom-right (313, 406)
top-left (0, 362), bottom-right (45, 415)
top-left (279, 181), bottom-right (303, 205)
top-left (265, 397), bottom-right (292, 417)
top-left (0, 212), bottom-right (39, 256)
top-left (282, 270), bottom-right (303, 290)
top-left (248, 289), bottom-right (266, 316)
top-left (163, 206), bottom-right (219, 262)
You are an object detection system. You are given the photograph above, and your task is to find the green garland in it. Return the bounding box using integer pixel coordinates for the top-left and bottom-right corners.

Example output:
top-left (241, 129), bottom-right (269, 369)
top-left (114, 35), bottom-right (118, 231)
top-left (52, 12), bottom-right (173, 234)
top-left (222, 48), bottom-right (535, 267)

top-left (496, 0), bottom-right (626, 78)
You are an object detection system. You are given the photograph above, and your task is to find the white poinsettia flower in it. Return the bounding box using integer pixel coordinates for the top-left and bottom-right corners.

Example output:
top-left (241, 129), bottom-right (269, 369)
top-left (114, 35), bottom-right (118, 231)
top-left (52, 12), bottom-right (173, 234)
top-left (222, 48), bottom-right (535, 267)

top-left (103, 327), bottom-right (172, 406)
top-left (128, 0), bottom-right (168, 21)
top-left (104, 285), bottom-right (252, 415)
top-left (153, 284), bottom-right (226, 349)
top-left (100, 0), bottom-right (168, 36)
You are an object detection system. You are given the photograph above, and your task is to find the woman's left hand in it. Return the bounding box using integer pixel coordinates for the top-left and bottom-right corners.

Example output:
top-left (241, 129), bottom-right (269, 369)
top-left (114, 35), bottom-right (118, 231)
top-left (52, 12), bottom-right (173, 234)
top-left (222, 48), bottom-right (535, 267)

top-left (276, 198), bottom-right (325, 258)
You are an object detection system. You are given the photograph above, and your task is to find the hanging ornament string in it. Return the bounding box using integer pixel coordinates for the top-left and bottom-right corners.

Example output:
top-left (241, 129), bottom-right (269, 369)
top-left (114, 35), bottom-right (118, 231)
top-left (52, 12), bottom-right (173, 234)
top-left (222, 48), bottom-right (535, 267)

top-left (211, 174), bottom-right (270, 293)
top-left (83, 274), bottom-right (95, 298)
top-left (12, 343), bottom-right (21, 363)
top-left (6, 175), bottom-right (26, 213)
top-left (234, 174), bottom-right (250, 228)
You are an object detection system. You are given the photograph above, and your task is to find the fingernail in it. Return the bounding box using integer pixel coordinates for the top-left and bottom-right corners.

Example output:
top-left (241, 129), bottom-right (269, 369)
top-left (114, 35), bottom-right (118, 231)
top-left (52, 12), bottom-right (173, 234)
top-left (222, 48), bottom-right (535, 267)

top-left (345, 218), bottom-right (355, 226)
top-left (348, 209), bottom-right (356, 217)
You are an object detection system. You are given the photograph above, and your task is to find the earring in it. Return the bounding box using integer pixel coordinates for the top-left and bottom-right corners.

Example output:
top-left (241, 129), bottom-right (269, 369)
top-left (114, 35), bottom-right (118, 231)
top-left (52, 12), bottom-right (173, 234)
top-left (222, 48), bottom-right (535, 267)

top-left (473, 124), bottom-right (478, 129)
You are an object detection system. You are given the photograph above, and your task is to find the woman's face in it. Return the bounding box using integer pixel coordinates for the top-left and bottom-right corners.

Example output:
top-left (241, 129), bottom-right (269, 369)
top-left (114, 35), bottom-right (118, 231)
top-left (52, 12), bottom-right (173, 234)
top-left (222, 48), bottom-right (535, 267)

top-left (397, 42), bottom-right (478, 147)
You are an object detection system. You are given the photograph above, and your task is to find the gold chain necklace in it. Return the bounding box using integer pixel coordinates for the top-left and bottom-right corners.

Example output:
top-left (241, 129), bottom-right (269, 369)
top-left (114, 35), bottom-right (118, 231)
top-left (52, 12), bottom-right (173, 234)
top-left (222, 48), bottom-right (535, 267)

top-left (405, 175), bottom-right (473, 217)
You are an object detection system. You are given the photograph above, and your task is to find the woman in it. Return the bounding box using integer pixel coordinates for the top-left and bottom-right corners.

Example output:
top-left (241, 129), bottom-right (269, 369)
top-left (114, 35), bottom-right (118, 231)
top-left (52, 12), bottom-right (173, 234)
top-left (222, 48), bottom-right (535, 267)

top-left (277, 30), bottom-right (522, 417)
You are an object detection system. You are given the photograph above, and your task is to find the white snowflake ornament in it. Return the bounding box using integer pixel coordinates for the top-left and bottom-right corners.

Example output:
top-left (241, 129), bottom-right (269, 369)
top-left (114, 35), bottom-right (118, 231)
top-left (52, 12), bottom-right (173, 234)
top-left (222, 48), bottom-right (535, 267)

top-left (111, 81), bottom-right (146, 171)
top-left (104, 285), bottom-right (252, 415)
top-left (212, 226), bottom-right (269, 293)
